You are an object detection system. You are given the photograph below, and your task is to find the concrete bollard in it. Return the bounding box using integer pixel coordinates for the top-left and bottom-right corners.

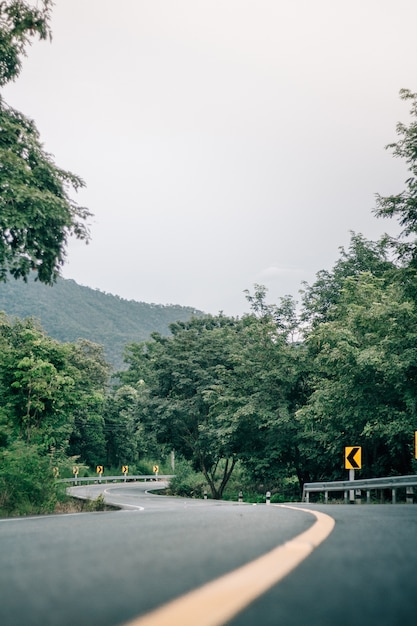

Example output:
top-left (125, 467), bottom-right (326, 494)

top-left (266, 491), bottom-right (271, 505)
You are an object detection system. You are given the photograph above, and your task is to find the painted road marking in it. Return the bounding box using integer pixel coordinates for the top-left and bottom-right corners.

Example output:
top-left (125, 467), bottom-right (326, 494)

top-left (124, 504), bottom-right (335, 626)
top-left (103, 487), bottom-right (145, 511)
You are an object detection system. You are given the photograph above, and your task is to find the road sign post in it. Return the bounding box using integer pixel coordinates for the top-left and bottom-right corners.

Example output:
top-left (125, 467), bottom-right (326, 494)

top-left (345, 447), bottom-right (362, 503)
top-left (96, 465), bottom-right (103, 482)
top-left (122, 465), bottom-right (128, 482)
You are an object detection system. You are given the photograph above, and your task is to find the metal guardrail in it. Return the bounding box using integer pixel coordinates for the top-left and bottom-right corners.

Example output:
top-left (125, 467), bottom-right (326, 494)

top-left (59, 475), bottom-right (174, 485)
top-left (302, 474), bottom-right (417, 504)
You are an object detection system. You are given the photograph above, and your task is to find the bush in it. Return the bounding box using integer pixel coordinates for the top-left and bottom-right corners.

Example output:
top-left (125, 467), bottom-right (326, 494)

top-left (167, 459), bottom-right (208, 498)
top-left (85, 493), bottom-right (106, 511)
top-left (0, 441), bottom-right (57, 516)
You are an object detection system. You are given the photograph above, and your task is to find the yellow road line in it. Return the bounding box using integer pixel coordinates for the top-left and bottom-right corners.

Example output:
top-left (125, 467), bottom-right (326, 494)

top-left (124, 505), bottom-right (335, 626)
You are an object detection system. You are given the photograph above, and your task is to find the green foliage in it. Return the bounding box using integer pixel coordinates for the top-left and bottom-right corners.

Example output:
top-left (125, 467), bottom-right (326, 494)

top-left (121, 315), bottom-right (250, 497)
top-left (0, 275), bottom-right (204, 369)
top-left (0, 99), bottom-right (91, 283)
top-left (0, 1), bottom-right (91, 284)
top-left (84, 493), bottom-right (107, 512)
top-left (103, 385), bottom-right (143, 467)
top-left (121, 312), bottom-right (304, 498)
top-left (0, 315), bottom-right (77, 448)
top-left (301, 232), bottom-right (395, 326)
top-left (66, 340), bottom-right (110, 467)
top-left (0, 314), bottom-right (114, 515)
top-left (298, 273), bottom-right (417, 480)
top-left (0, 1), bottom-right (52, 86)
top-left (167, 459), bottom-right (208, 498)
top-left (374, 89), bottom-right (417, 265)
top-left (0, 440), bottom-right (56, 515)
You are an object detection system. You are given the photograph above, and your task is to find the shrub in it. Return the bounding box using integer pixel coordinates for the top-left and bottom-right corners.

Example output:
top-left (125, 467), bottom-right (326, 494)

top-left (167, 459), bottom-right (208, 498)
top-left (0, 442), bottom-right (57, 516)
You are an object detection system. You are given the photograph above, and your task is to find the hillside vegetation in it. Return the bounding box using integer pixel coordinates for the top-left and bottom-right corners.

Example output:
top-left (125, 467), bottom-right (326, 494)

top-left (0, 276), bottom-right (203, 370)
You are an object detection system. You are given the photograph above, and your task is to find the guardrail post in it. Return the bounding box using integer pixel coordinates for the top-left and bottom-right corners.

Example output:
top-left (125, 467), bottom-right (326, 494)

top-left (355, 489), bottom-right (362, 505)
top-left (238, 491), bottom-right (243, 503)
top-left (344, 490), bottom-right (348, 504)
top-left (366, 489), bottom-right (371, 504)
top-left (406, 487), bottom-right (414, 504)
top-left (392, 488), bottom-right (396, 504)
top-left (324, 490), bottom-right (328, 504)
top-left (203, 490), bottom-right (207, 500)
top-left (266, 491), bottom-right (271, 505)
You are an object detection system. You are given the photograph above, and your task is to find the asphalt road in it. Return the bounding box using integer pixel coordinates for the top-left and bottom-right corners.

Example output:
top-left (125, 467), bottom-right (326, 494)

top-left (0, 482), bottom-right (416, 626)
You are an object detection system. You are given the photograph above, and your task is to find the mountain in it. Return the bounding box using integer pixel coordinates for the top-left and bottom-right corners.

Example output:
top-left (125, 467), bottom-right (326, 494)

top-left (0, 276), bottom-right (204, 370)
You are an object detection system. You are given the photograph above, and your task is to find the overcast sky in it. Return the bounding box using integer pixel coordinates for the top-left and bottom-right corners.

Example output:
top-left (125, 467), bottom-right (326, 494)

top-left (3, 0), bottom-right (417, 315)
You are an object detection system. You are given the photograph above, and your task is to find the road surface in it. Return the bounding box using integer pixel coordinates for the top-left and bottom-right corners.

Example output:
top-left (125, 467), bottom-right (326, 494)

top-left (0, 481), bottom-right (415, 626)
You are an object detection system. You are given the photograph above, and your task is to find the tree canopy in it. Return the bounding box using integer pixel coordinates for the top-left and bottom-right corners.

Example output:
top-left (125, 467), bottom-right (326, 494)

top-left (374, 89), bottom-right (417, 265)
top-left (0, 1), bottom-right (91, 284)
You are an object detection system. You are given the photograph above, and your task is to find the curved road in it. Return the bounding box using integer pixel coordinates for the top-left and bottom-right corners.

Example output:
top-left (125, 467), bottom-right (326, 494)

top-left (0, 482), bottom-right (415, 626)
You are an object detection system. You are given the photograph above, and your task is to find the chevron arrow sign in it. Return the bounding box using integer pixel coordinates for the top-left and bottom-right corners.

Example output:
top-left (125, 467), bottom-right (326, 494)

top-left (345, 446), bottom-right (362, 470)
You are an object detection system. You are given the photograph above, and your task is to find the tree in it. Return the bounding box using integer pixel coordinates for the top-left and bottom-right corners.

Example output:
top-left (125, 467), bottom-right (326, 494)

top-left (0, 315), bottom-right (113, 513)
top-left (297, 273), bottom-right (417, 480)
top-left (121, 309), bottom-right (308, 498)
top-left (0, 315), bottom-right (76, 449)
top-left (0, 439), bottom-right (57, 515)
top-left (104, 385), bottom-right (144, 468)
top-left (301, 232), bottom-right (395, 326)
top-left (0, 1), bottom-right (91, 284)
top-left (374, 89), bottom-right (417, 265)
top-left (121, 315), bottom-right (254, 498)
top-left (0, 0), bottom-right (52, 86)
top-left (66, 340), bottom-right (110, 467)
top-left (239, 287), bottom-right (311, 491)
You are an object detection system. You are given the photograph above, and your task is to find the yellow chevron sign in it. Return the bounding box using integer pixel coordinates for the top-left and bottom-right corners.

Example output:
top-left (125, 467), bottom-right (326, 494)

top-left (345, 447), bottom-right (362, 470)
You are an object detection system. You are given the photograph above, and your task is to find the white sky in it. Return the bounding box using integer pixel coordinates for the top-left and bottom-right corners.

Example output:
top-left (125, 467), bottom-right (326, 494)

top-left (3, 0), bottom-right (417, 315)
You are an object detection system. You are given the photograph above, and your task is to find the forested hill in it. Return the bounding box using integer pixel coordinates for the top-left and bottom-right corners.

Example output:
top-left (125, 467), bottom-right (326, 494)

top-left (0, 276), bottom-right (204, 370)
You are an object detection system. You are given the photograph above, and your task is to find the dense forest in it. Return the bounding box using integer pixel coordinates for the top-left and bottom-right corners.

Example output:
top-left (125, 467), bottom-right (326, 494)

top-left (1, 2), bottom-right (417, 515)
top-left (0, 276), bottom-right (203, 370)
